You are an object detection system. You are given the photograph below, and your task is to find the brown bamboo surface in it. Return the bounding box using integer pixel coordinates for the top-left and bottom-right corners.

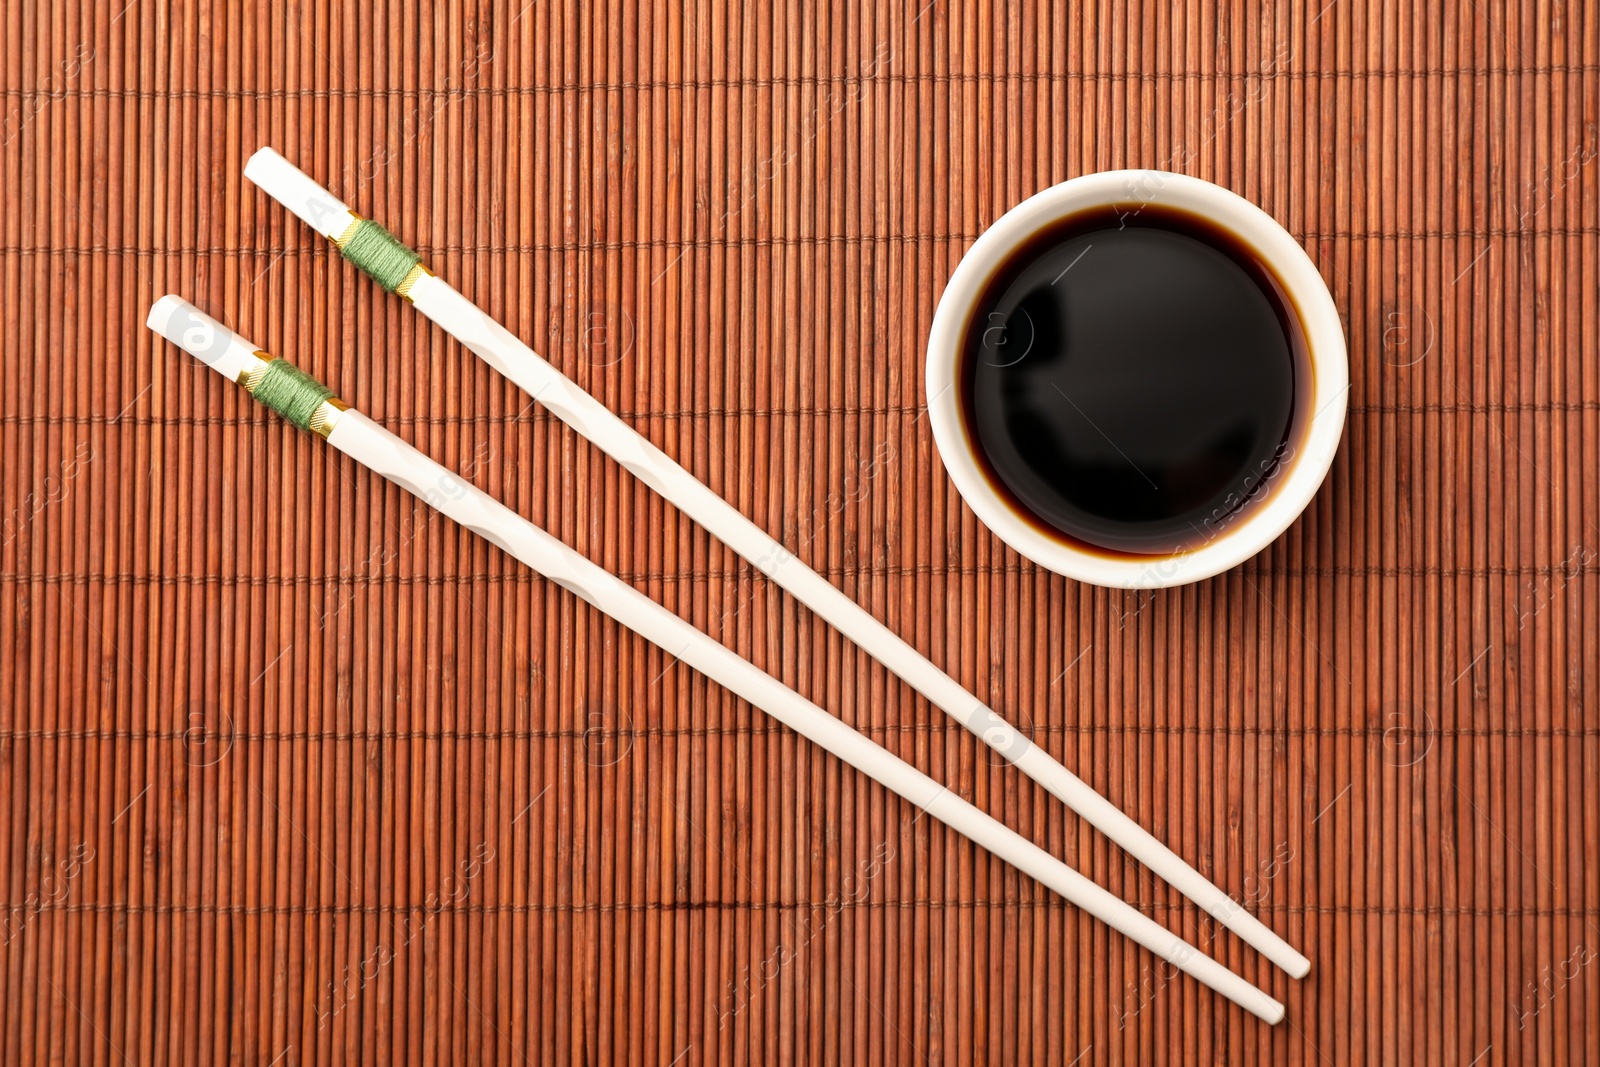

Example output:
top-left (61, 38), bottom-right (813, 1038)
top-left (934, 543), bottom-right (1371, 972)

top-left (2, 0), bottom-right (1598, 1063)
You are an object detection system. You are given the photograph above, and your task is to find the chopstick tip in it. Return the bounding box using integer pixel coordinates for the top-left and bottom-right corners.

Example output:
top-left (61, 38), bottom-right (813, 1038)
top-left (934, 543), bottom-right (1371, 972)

top-left (146, 293), bottom-right (188, 333)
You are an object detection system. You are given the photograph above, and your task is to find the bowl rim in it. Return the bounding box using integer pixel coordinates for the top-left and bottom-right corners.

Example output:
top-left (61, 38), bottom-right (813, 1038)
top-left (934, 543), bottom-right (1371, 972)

top-left (924, 169), bottom-right (1349, 589)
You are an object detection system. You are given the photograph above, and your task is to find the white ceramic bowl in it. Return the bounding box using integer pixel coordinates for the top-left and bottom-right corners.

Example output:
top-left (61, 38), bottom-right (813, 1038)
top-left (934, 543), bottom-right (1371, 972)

top-left (924, 169), bottom-right (1348, 589)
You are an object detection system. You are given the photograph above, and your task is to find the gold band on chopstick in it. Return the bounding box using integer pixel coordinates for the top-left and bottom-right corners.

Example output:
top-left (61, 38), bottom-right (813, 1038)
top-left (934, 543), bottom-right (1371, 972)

top-left (307, 397), bottom-right (351, 438)
top-left (394, 261), bottom-right (433, 300)
top-left (331, 213), bottom-right (364, 250)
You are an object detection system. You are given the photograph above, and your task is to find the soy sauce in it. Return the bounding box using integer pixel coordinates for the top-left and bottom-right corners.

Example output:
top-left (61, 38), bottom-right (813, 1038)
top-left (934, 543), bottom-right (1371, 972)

top-left (957, 203), bottom-right (1311, 557)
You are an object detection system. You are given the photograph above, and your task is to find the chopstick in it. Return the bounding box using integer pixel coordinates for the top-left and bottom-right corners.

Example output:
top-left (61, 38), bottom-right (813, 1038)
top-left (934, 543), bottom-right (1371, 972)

top-left (146, 294), bottom-right (1286, 1024)
top-left (244, 146), bottom-right (1312, 981)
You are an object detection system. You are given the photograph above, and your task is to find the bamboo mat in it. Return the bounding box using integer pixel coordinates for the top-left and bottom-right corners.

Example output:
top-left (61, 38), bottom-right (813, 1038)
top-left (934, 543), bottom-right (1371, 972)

top-left (2, 0), bottom-right (1597, 1063)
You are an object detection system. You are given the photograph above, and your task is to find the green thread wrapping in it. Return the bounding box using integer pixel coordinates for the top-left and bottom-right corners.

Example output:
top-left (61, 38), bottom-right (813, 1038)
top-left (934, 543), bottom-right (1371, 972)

top-left (252, 360), bottom-right (336, 432)
top-left (340, 220), bottom-right (421, 292)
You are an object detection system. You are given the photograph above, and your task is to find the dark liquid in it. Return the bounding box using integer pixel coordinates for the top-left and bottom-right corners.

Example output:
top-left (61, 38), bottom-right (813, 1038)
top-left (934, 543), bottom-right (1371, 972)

top-left (957, 203), bottom-right (1310, 557)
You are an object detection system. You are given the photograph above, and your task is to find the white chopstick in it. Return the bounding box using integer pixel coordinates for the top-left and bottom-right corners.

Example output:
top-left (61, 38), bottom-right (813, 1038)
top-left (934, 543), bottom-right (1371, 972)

top-left (147, 295), bottom-right (1285, 1024)
top-left (244, 146), bottom-right (1312, 980)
